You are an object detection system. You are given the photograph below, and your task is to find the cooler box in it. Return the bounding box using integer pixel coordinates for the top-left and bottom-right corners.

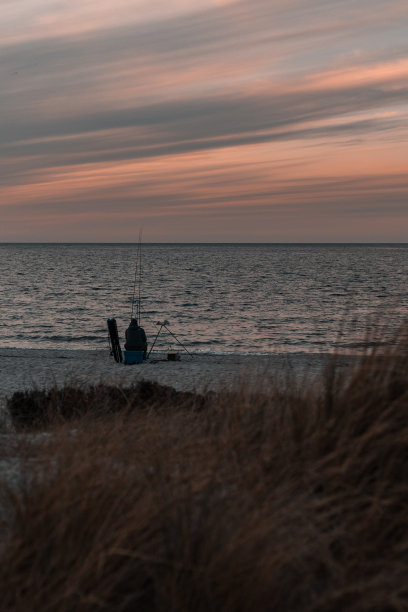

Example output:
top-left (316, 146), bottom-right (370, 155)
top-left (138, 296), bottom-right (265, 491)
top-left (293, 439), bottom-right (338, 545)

top-left (124, 350), bottom-right (144, 364)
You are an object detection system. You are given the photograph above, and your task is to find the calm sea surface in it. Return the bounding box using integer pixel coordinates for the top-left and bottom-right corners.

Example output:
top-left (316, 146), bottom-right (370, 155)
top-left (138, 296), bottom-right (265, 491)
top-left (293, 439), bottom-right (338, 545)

top-left (0, 244), bottom-right (407, 355)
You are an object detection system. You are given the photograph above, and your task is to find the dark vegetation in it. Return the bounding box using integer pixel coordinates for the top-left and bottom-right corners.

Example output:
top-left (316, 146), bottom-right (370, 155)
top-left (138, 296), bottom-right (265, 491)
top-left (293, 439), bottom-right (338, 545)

top-left (1, 325), bottom-right (408, 611)
top-left (7, 380), bottom-right (207, 431)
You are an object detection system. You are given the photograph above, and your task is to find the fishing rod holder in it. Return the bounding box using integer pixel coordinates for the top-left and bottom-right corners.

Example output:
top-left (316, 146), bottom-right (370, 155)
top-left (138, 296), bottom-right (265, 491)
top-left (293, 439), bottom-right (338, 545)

top-left (148, 321), bottom-right (193, 358)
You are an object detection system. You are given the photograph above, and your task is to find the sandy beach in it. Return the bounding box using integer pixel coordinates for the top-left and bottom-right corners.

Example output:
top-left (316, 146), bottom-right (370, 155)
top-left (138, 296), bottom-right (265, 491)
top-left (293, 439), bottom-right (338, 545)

top-left (0, 347), bottom-right (358, 430)
top-left (0, 348), bottom-right (337, 498)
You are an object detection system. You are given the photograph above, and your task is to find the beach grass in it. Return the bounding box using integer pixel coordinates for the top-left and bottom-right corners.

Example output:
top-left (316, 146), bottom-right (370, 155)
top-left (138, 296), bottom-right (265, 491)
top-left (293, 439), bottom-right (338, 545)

top-left (1, 323), bottom-right (408, 611)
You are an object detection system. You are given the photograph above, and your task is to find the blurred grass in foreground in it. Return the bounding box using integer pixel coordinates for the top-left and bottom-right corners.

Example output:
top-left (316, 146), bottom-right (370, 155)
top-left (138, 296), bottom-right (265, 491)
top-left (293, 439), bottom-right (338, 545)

top-left (1, 322), bottom-right (408, 611)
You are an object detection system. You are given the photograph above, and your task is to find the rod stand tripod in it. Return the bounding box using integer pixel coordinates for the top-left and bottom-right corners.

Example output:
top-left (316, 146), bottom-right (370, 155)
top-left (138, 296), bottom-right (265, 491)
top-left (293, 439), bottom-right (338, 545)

top-left (148, 320), bottom-right (193, 359)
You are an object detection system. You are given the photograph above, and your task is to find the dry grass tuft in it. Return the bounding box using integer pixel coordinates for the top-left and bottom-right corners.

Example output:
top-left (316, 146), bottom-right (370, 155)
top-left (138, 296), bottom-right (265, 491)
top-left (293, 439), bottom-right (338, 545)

top-left (1, 324), bottom-right (408, 611)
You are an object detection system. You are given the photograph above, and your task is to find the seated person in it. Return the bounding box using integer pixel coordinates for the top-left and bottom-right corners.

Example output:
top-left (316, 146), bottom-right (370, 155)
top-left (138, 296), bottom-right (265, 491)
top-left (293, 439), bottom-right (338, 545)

top-left (125, 318), bottom-right (147, 358)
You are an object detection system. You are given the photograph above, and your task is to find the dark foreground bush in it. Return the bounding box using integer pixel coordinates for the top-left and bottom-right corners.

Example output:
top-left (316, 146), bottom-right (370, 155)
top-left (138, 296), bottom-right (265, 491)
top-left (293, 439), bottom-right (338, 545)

top-left (7, 380), bottom-right (206, 430)
top-left (1, 329), bottom-right (408, 611)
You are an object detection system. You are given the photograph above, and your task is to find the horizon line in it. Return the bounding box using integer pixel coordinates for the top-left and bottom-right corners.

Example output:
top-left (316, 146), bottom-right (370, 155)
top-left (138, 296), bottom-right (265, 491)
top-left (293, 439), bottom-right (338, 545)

top-left (1, 241), bottom-right (407, 246)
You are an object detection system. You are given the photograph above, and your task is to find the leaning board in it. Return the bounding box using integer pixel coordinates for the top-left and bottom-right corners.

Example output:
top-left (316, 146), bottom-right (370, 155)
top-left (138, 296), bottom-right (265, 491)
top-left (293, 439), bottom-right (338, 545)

top-left (107, 318), bottom-right (123, 363)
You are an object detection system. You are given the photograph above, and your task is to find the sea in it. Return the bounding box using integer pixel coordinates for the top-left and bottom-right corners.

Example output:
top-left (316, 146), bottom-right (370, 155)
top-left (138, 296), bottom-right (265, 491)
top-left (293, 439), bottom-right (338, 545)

top-left (0, 243), bottom-right (407, 355)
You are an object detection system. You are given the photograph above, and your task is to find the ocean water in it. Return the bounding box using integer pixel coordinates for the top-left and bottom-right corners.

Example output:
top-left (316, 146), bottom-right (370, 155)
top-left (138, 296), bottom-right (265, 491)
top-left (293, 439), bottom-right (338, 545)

top-left (0, 243), bottom-right (407, 355)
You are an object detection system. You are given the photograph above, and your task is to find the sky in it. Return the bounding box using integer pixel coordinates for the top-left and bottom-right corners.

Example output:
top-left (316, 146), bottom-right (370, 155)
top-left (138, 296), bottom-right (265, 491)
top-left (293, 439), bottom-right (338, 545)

top-left (1, 0), bottom-right (407, 242)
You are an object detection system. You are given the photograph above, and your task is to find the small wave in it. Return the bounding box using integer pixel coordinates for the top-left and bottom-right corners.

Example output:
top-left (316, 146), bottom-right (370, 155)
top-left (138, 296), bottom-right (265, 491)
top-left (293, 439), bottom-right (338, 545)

top-left (333, 340), bottom-right (391, 349)
top-left (47, 335), bottom-right (103, 342)
top-left (192, 339), bottom-right (224, 346)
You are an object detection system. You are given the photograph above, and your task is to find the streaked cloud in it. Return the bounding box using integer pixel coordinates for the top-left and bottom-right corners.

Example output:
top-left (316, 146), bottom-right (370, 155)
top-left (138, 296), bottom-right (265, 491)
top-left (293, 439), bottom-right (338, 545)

top-left (1, 0), bottom-right (407, 241)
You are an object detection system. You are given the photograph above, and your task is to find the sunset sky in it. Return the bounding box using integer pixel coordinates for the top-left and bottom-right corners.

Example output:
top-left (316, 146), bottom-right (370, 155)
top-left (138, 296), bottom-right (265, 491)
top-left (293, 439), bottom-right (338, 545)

top-left (1, 0), bottom-right (407, 242)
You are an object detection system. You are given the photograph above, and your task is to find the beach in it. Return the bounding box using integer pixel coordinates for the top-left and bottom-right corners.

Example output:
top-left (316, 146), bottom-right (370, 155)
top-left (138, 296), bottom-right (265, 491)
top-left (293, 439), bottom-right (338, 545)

top-left (2, 340), bottom-right (407, 606)
top-left (0, 348), bottom-right (358, 430)
top-left (0, 348), bottom-right (333, 501)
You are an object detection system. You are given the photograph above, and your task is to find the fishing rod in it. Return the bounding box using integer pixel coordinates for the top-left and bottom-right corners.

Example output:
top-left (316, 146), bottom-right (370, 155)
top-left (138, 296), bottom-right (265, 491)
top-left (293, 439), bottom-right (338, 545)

top-left (129, 234), bottom-right (193, 359)
top-left (138, 233), bottom-right (142, 323)
top-left (130, 230), bottom-right (143, 321)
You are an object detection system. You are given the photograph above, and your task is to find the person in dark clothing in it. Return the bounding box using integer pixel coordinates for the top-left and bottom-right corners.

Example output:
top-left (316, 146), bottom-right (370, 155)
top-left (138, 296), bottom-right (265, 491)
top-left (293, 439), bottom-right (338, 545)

top-left (125, 318), bottom-right (148, 358)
